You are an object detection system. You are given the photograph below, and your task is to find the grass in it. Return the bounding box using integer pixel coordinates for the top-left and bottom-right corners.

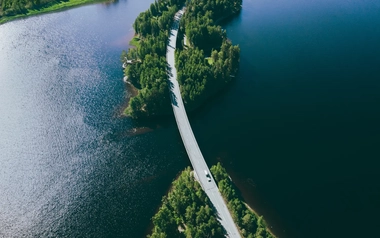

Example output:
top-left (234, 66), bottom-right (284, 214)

top-left (124, 106), bottom-right (132, 116)
top-left (205, 57), bottom-right (214, 65)
top-left (0, 0), bottom-right (107, 24)
top-left (129, 36), bottom-right (141, 47)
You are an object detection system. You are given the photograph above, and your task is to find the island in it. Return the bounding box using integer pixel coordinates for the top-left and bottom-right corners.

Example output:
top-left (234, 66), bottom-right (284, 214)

top-left (147, 164), bottom-right (276, 238)
top-left (122, 0), bottom-right (241, 119)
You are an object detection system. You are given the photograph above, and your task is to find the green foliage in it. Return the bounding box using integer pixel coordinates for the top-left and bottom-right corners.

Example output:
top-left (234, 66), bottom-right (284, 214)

top-left (1, 0), bottom-right (36, 17)
top-left (175, 40), bottom-right (240, 110)
top-left (125, 0), bottom-right (241, 118)
top-left (210, 163), bottom-right (276, 238)
top-left (133, 0), bottom-right (184, 38)
top-left (175, 0), bottom-right (241, 110)
top-left (180, 0), bottom-right (241, 53)
top-left (123, 0), bottom-right (241, 118)
top-left (137, 31), bottom-right (168, 59)
top-left (183, 0), bottom-right (242, 24)
top-left (126, 54), bottom-right (172, 119)
top-left (147, 167), bottom-right (225, 238)
top-left (129, 36), bottom-right (141, 47)
top-left (0, 0), bottom-right (102, 23)
top-left (123, 0), bottom-right (186, 119)
top-left (175, 48), bottom-right (211, 107)
top-left (148, 163), bottom-right (276, 238)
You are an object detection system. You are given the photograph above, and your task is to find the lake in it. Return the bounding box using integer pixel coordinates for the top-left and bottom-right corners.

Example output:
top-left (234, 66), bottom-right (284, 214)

top-left (1, 0), bottom-right (379, 237)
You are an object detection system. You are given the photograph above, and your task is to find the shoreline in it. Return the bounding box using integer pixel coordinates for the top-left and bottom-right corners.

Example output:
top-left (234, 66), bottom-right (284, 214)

top-left (143, 170), bottom-right (184, 238)
top-left (214, 8), bottom-right (241, 25)
top-left (243, 202), bottom-right (278, 238)
top-left (0, 0), bottom-right (111, 25)
top-left (148, 167), bottom-right (277, 238)
top-left (121, 37), bottom-right (175, 120)
top-left (224, 166), bottom-right (289, 238)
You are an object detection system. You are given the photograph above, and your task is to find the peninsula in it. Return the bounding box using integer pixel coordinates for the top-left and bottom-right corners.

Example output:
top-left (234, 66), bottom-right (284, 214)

top-left (0, 0), bottom-right (108, 24)
top-left (147, 164), bottom-right (276, 238)
top-left (122, 0), bottom-right (241, 118)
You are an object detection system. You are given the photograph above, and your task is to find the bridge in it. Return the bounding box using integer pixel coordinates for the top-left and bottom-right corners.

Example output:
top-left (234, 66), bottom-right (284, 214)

top-left (166, 8), bottom-right (241, 238)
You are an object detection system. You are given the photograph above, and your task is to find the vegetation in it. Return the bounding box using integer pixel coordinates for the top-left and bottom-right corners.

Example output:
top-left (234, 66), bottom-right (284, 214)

top-left (122, 0), bottom-right (186, 119)
top-left (0, 0), bottom-right (106, 24)
top-left (175, 0), bottom-right (241, 110)
top-left (210, 163), bottom-right (276, 238)
top-left (123, 0), bottom-right (241, 118)
top-left (175, 40), bottom-right (240, 110)
top-left (129, 36), bottom-right (141, 47)
top-left (148, 164), bottom-right (276, 238)
top-left (147, 167), bottom-right (225, 238)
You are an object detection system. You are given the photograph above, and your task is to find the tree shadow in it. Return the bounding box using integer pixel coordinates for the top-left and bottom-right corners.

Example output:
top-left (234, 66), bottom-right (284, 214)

top-left (208, 201), bottom-right (228, 237)
top-left (169, 84), bottom-right (178, 107)
top-left (166, 63), bottom-right (178, 107)
top-left (166, 63), bottom-right (173, 77)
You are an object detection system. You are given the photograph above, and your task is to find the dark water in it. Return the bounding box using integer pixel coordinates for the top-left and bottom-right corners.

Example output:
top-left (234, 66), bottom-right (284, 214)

top-left (1, 0), bottom-right (380, 237)
top-left (194, 0), bottom-right (380, 237)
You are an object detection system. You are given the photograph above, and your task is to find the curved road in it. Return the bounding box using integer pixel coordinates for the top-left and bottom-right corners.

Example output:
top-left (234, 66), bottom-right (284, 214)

top-left (166, 9), bottom-right (241, 238)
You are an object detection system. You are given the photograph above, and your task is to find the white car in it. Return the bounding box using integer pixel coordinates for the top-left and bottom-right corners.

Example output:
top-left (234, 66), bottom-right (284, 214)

top-left (204, 170), bottom-right (211, 182)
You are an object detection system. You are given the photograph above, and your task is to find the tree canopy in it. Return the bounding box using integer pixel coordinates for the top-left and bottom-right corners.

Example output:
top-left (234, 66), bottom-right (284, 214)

top-left (147, 167), bottom-right (225, 238)
top-left (123, 0), bottom-right (241, 118)
top-left (0, 0), bottom-right (104, 22)
top-left (148, 164), bottom-right (277, 238)
top-left (123, 0), bottom-right (186, 119)
top-left (1, 0), bottom-right (43, 17)
top-left (175, 0), bottom-right (241, 110)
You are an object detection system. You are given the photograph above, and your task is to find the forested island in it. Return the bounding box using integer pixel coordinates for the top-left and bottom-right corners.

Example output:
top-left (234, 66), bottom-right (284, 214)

top-left (122, 0), bottom-right (185, 118)
top-left (0, 0), bottom-right (106, 24)
top-left (147, 164), bottom-right (276, 238)
top-left (123, 0), bottom-right (241, 118)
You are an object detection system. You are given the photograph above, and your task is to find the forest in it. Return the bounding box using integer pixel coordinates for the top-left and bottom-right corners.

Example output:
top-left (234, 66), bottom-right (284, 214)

top-left (123, 0), bottom-right (241, 118)
top-left (123, 0), bottom-right (186, 118)
top-left (147, 167), bottom-right (225, 238)
top-left (175, 0), bottom-right (241, 110)
top-left (0, 0), bottom-right (52, 17)
top-left (147, 164), bottom-right (276, 238)
top-left (0, 0), bottom-right (101, 22)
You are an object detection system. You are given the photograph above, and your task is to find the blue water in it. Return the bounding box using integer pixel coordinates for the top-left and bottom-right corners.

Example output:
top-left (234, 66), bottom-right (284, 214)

top-left (1, 0), bottom-right (380, 237)
top-left (0, 1), bottom-right (188, 237)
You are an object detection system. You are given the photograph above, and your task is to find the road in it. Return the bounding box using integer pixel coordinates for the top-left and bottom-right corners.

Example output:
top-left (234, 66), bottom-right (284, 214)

top-left (166, 9), bottom-right (241, 238)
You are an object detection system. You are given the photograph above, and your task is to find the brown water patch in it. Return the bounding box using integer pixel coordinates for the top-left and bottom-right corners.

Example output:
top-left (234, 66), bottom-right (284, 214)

top-left (115, 80), bottom-right (139, 118)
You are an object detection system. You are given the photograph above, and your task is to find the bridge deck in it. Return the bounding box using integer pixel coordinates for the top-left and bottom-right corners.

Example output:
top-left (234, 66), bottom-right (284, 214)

top-left (166, 9), bottom-right (241, 238)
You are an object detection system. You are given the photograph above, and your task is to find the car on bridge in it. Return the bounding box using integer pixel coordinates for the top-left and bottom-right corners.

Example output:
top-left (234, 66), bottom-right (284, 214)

top-left (204, 170), bottom-right (212, 182)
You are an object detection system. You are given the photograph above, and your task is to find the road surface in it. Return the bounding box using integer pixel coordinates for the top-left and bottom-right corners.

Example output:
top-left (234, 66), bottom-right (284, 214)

top-left (166, 8), bottom-right (241, 238)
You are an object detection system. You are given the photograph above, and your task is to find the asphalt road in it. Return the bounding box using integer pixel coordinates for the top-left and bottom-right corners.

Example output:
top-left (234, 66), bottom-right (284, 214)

top-left (166, 8), bottom-right (241, 238)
